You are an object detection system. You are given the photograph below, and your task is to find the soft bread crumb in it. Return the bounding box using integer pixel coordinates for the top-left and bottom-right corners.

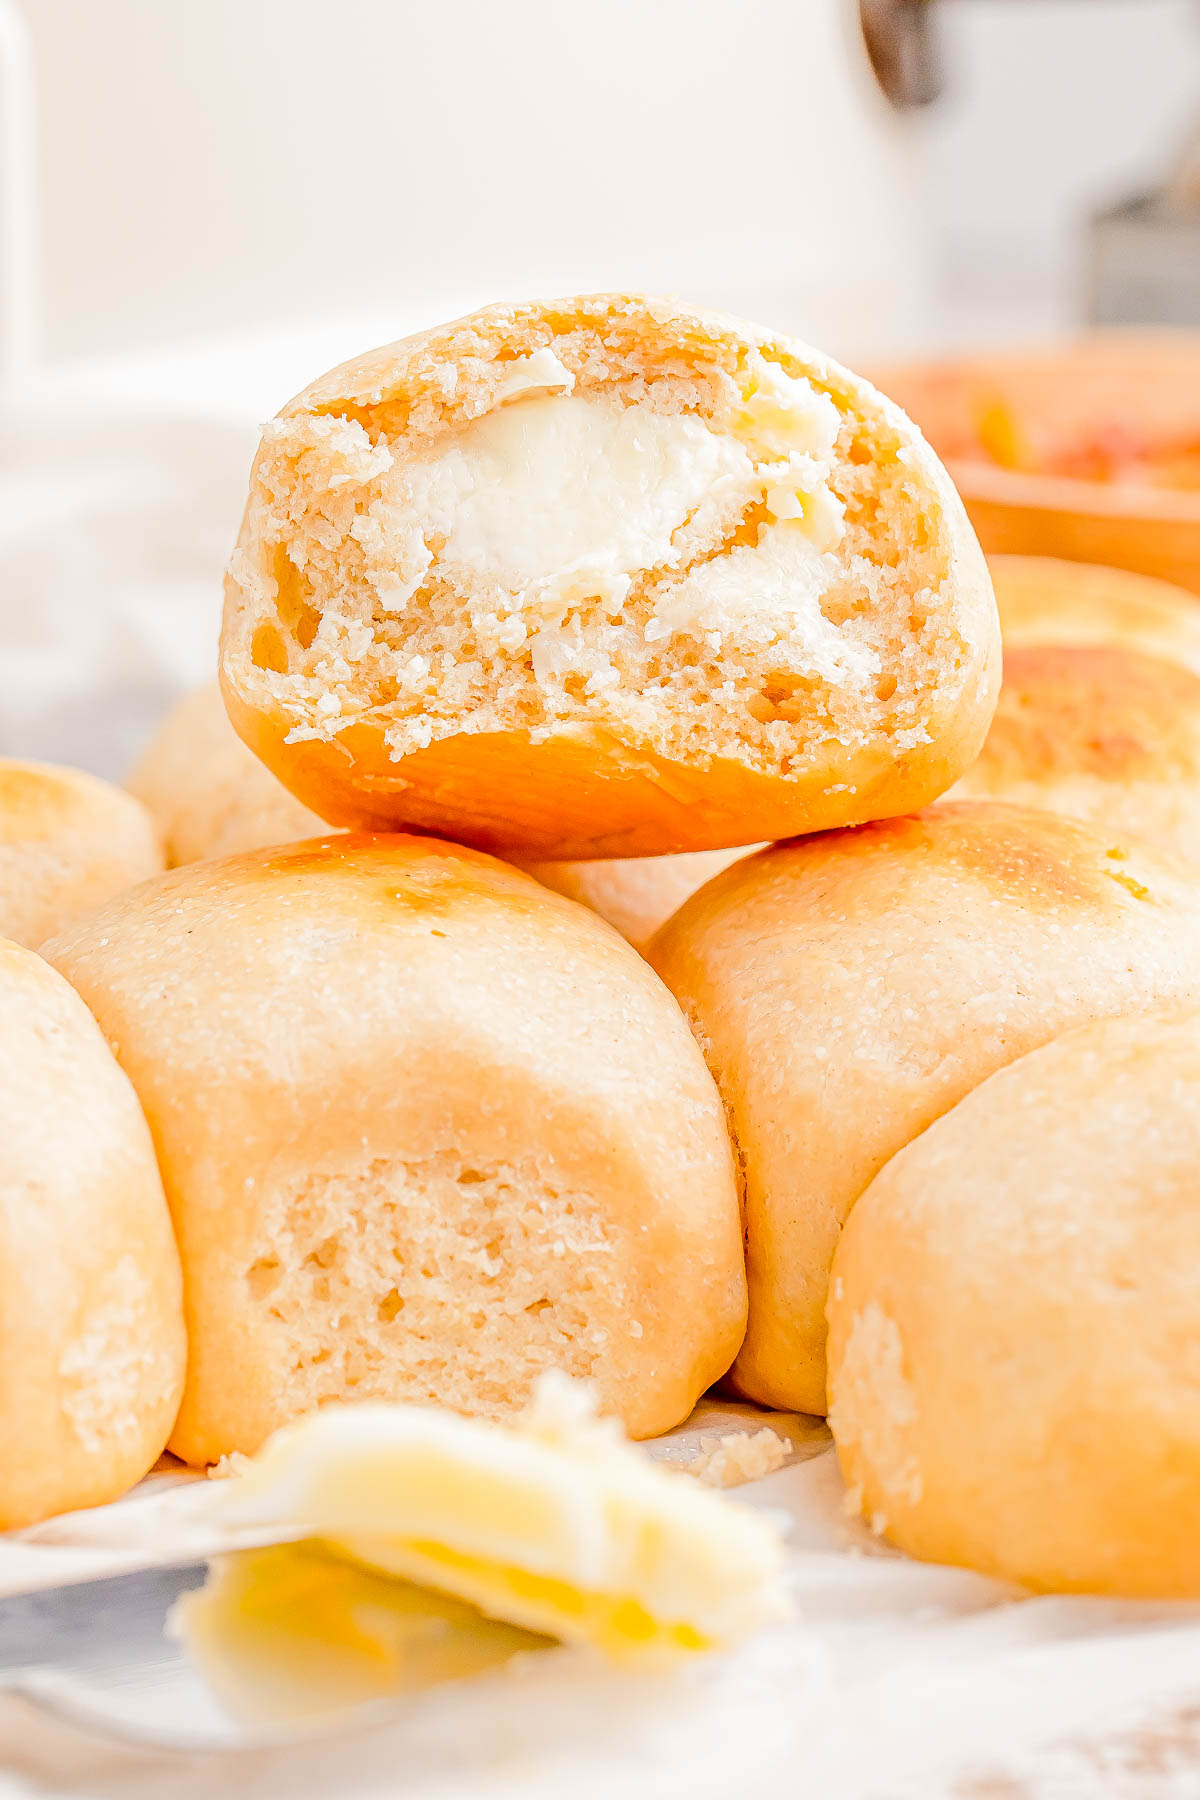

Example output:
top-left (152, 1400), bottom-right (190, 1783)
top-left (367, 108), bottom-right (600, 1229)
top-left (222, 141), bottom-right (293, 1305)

top-left (208, 1451), bottom-right (254, 1481)
top-left (689, 1427), bottom-right (790, 1488)
top-left (241, 1152), bottom-right (634, 1422)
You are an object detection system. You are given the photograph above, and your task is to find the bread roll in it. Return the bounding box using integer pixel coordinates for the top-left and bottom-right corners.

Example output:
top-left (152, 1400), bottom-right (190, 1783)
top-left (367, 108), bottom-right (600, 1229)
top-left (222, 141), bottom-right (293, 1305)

top-left (128, 683), bottom-right (325, 865)
top-left (130, 682), bottom-right (761, 949)
top-left (45, 835), bottom-right (745, 1464)
top-left (828, 1007), bottom-right (1200, 1596)
top-left (648, 801), bottom-right (1200, 1414)
top-left (220, 293), bottom-right (999, 860)
top-left (525, 845), bottom-right (764, 952)
top-left (0, 759), bottom-right (163, 947)
top-left (953, 643), bottom-right (1200, 865)
top-left (990, 554), bottom-right (1200, 673)
top-left (0, 937), bottom-right (184, 1526)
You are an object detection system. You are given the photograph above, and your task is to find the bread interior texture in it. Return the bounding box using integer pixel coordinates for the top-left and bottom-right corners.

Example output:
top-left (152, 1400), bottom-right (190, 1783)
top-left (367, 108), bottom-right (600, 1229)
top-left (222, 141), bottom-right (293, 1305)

top-left (244, 1151), bottom-right (635, 1419)
top-left (233, 309), bottom-right (960, 773)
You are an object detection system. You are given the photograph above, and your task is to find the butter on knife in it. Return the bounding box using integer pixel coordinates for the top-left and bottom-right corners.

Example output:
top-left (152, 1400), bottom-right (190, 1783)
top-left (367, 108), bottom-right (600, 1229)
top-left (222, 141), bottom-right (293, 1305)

top-left (175, 1375), bottom-right (788, 1723)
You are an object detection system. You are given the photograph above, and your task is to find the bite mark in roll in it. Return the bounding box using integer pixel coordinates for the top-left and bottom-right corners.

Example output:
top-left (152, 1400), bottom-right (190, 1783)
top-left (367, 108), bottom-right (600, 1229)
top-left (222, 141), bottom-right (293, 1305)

top-left (220, 294), bottom-right (999, 859)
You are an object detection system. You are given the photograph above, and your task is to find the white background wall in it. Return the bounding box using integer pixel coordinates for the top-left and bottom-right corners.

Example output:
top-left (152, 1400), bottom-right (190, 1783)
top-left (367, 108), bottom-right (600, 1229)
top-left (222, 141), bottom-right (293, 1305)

top-left (924, 0), bottom-right (1200, 340)
top-left (5, 0), bottom-right (1199, 374)
top-left (14, 0), bottom-right (930, 369)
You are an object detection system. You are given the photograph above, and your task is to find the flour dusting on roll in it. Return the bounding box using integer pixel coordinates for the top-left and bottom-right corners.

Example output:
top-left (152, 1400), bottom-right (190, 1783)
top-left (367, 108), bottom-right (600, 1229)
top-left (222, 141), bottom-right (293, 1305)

top-left (221, 294), bottom-right (999, 859)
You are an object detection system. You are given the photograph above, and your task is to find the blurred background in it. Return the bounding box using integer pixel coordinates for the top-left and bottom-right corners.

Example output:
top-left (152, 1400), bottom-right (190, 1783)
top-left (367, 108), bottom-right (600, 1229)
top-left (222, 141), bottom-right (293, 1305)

top-left (3, 0), bottom-right (1200, 771)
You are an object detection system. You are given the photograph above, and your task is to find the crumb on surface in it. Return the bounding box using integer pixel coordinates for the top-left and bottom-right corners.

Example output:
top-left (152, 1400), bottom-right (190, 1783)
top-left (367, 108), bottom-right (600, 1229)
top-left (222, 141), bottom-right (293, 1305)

top-left (689, 1426), bottom-right (790, 1488)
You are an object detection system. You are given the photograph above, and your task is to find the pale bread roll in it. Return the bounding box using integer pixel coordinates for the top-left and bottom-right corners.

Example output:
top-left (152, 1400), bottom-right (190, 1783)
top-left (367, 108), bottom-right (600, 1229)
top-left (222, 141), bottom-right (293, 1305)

top-left (648, 801), bottom-right (1200, 1414)
top-left (0, 759), bottom-right (162, 948)
top-left (990, 555), bottom-right (1200, 672)
top-left (128, 683), bottom-right (325, 864)
top-left (0, 938), bottom-right (184, 1525)
top-left (220, 293), bottom-right (999, 860)
top-left (45, 835), bottom-right (745, 1464)
top-left (517, 845), bottom-right (765, 952)
top-left (953, 644), bottom-right (1200, 865)
top-left (828, 1007), bottom-right (1200, 1596)
top-left (132, 682), bottom-right (761, 948)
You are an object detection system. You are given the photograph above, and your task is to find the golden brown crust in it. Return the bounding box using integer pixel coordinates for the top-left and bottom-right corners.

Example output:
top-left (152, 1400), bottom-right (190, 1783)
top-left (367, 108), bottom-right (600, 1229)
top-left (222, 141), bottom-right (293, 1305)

top-left (0, 939), bottom-right (184, 1526)
top-left (0, 760), bottom-right (163, 948)
top-left (220, 293), bottom-right (999, 859)
top-left (648, 800), bottom-right (1200, 1414)
top-left (220, 689), bottom-right (987, 861)
top-left (45, 834), bottom-right (745, 1462)
top-left (828, 1006), bottom-right (1200, 1595)
top-left (989, 555), bottom-right (1200, 673)
top-left (954, 644), bottom-right (1200, 865)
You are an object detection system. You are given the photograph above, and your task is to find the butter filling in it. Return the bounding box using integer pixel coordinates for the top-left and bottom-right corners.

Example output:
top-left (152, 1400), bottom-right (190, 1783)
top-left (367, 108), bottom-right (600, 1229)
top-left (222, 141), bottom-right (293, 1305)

top-left (353, 352), bottom-right (847, 665)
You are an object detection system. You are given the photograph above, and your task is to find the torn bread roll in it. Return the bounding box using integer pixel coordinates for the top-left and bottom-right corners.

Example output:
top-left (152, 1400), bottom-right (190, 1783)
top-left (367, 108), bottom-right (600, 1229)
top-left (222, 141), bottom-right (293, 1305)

top-left (220, 293), bottom-right (999, 860)
top-left (45, 835), bottom-right (745, 1464)
top-left (649, 801), bottom-right (1200, 1414)
top-left (132, 681), bottom-right (761, 947)
top-left (828, 1007), bottom-right (1200, 1596)
top-left (953, 643), bottom-right (1200, 866)
top-left (990, 554), bottom-right (1200, 672)
top-left (0, 938), bottom-right (184, 1526)
top-left (0, 759), bottom-right (162, 948)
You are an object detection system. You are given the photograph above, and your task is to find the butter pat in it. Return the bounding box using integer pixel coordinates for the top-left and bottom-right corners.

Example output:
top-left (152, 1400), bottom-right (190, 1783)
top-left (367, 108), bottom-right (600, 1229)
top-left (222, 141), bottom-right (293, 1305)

top-left (192, 1376), bottom-right (788, 1663)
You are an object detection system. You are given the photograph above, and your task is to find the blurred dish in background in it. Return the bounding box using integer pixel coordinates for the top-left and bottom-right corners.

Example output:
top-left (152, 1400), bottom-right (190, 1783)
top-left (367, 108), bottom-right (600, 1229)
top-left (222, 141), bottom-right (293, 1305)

top-left (874, 334), bottom-right (1200, 591)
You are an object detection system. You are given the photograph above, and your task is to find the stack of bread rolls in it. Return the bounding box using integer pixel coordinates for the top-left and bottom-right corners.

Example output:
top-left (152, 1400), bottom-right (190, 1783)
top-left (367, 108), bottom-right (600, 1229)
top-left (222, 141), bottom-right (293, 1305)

top-left (9, 292), bottom-right (1200, 1605)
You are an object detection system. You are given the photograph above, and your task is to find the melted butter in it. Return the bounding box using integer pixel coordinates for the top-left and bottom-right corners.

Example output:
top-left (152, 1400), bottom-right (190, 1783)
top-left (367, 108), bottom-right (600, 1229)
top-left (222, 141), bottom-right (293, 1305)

top-left (367, 351), bottom-right (847, 648)
top-left (333, 1531), bottom-right (712, 1658)
top-left (391, 393), bottom-right (752, 616)
top-left (177, 1539), bottom-right (548, 1728)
